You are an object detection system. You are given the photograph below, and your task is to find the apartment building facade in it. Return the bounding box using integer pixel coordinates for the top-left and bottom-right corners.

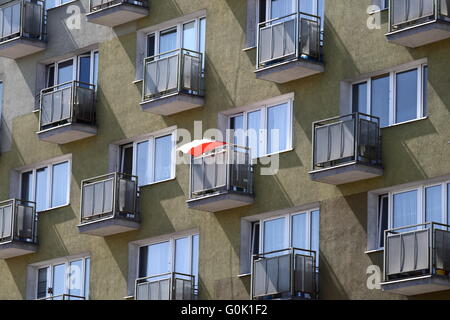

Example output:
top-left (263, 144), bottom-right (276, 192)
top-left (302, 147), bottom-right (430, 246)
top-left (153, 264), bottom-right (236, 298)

top-left (0, 0), bottom-right (450, 300)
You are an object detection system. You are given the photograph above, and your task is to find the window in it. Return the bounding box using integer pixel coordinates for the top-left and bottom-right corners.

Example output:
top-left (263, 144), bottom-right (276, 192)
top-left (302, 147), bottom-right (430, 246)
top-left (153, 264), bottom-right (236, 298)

top-left (45, 0), bottom-right (73, 10)
top-left (119, 131), bottom-right (176, 187)
top-left (20, 159), bottom-right (70, 212)
top-left (258, 0), bottom-right (324, 26)
top-left (138, 233), bottom-right (199, 288)
top-left (251, 209), bottom-right (320, 264)
top-left (375, 182), bottom-right (450, 249)
top-left (36, 256), bottom-right (90, 300)
top-left (229, 100), bottom-right (293, 159)
top-left (352, 64), bottom-right (428, 128)
top-left (46, 51), bottom-right (99, 89)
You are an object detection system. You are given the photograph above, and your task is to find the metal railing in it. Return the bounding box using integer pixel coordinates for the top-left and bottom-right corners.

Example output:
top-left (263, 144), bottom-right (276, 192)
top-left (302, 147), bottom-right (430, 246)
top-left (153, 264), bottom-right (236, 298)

top-left (388, 0), bottom-right (450, 33)
top-left (142, 48), bottom-right (204, 102)
top-left (256, 11), bottom-right (322, 70)
top-left (384, 222), bottom-right (450, 282)
top-left (135, 272), bottom-right (197, 300)
top-left (0, 199), bottom-right (37, 246)
top-left (251, 248), bottom-right (318, 300)
top-left (311, 112), bottom-right (382, 172)
top-left (80, 172), bottom-right (139, 225)
top-left (89, 0), bottom-right (148, 13)
top-left (189, 144), bottom-right (253, 200)
top-left (0, 0), bottom-right (45, 45)
top-left (39, 81), bottom-right (96, 132)
top-left (38, 294), bottom-right (86, 300)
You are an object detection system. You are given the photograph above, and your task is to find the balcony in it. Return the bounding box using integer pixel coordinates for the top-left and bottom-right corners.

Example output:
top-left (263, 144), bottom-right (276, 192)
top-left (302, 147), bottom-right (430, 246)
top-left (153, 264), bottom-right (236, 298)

top-left (251, 248), bottom-right (318, 300)
top-left (86, 0), bottom-right (148, 27)
top-left (255, 12), bottom-right (324, 84)
top-left (381, 222), bottom-right (450, 295)
top-left (0, 0), bottom-right (46, 59)
top-left (186, 144), bottom-right (254, 213)
top-left (0, 199), bottom-right (37, 259)
top-left (309, 113), bottom-right (383, 185)
top-left (140, 49), bottom-right (204, 116)
top-left (77, 173), bottom-right (140, 236)
top-left (386, 0), bottom-right (450, 47)
top-left (135, 272), bottom-right (197, 300)
top-left (37, 81), bottom-right (97, 144)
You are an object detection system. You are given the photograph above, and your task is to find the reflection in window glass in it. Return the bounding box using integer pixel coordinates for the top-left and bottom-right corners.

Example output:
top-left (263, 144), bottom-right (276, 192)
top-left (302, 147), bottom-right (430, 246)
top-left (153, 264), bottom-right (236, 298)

top-left (263, 217), bottom-right (286, 253)
top-left (68, 259), bottom-right (83, 300)
top-left (426, 185), bottom-right (442, 223)
top-left (230, 115), bottom-right (245, 146)
top-left (84, 258), bottom-right (90, 300)
top-left (159, 28), bottom-right (177, 55)
top-left (248, 110), bottom-right (262, 159)
top-left (393, 190), bottom-right (418, 229)
top-left (136, 141), bottom-right (149, 186)
top-left (52, 263), bottom-right (66, 300)
top-left (191, 234), bottom-right (199, 287)
top-left (154, 135), bottom-right (172, 182)
top-left (352, 82), bottom-right (367, 114)
top-left (182, 21), bottom-right (196, 52)
top-left (57, 60), bottom-right (74, 86)
top-left (371, 75), bottom-right (390, 128)
top-left (292, 213), bottom-right (308, 250)
top-left (146, 241), bottom-right (171, 277)
top-left (270, 0), bottom-right (293, 19)
top-left (311, 210), bottom-right (320, 265)
top-left (36, 167), bottom-right (48, 212)
top-left (78, 56), bottom-right (91, 86)
top-left (175, 237), bottom-right (190, 274)
top-left (21, 171), bottom-right (34, 202)
top-left (396, 69), bottom-right (418, 123)
top-left (267, 103), bottom-right (288, 154)
top-left (51, 161), bottom-right (69, 208)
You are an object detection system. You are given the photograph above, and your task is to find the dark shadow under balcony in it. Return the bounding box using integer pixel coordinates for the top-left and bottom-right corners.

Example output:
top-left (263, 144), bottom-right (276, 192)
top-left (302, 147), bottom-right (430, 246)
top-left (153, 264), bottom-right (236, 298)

top-left (86, 0), bottom-right (148, 27)
top-left (186, 145), bottom-right (254, 213)
top-left (386, 0), bottom-right (450, 47)
top-left (77, 173), bottom-right (140, 237)
top-left (0, 199), bottom-right (38, 259)
top-left (309, 113), bottom-right (383, 185)
top-left (0, 0), bottom-right (46, 59)
top-left (37, 81), bottom-right (97, 144)
top-left (140, 49), bottom-right (204, 116)
top-left (255, 12), bottom-right (324, 84)
top-left (251, 248), bottom-right (318, 300)
top-left (135, 272), bottom-right (197, 300)
top-left (381, 222), bottom-right (450, 295)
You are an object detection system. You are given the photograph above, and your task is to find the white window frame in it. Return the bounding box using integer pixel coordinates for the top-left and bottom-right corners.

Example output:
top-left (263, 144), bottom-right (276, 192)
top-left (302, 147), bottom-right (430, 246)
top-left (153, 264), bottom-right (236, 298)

top-left (19, 158), bottom-right (71, 213)
top-left (35, 255), bottom-right (90, 300)
top-left (228, 98), bottom-right (294, 158)
top-left (351, 63), bottom-right (428, 127)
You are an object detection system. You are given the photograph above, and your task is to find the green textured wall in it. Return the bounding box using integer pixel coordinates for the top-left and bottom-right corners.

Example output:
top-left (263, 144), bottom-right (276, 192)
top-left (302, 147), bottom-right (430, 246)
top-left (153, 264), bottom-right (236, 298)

top-left (0, 0), bottom-right (450, 300)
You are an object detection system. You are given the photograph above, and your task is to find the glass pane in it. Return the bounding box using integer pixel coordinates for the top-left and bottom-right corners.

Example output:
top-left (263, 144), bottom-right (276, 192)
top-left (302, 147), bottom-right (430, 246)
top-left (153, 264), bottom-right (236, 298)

top-left (423, 66), bottom-right (428, 117)
top-left (267, 103), bottom-right (289, 154)
top-left (47, 65), bottom-right (55, 88)
top-left (299, 0), bottom-right (315, 15)
top-left (199, 18), bottom-right (206, 57)
top-left (396, 69), bottom-right (418, 124)
top-left (154, 135), bottom-right (172, 182)
top-left (230, 115), bottom-right (245, 146)
top-left (191, 234), bottom-right (199, 287)
top-left (36, 167), bottom-right (48, 212)
top-left (78, 56), bottom-right (91, 86)
top-left (263, 217), bottom-right (287, 254)
top-left (251, 222), bottom-right (260, 255)
top-left (147, 34), bottom-right (155, 58)
top-left (425, 185), bottom-right (442, 223)
top-left (120, 145), bottom-right (133, 176)
top-left (57, 60), bottom-right (74, 86)
top-left (93, 52), bottom-right (99, 87)
top-left (136, 140), bottom-right (149, 186)
top-left (311, 210), bottom-right (320, 265)
top-left (159, 28), bottom-right (177, 55)
top-left (247, 110), bottom-right (262, 159)
top-left (352, 82), bottom-right (367, 113)
top-left (0, 82), bottom-right (3, 123)
top-left (371, 75), bottom-right (390, 128)
top-left (51, 161), bottom-right (69, 208)
top-left (378, 195), bottom-right (389, 248)
top-left (393, 190), bottom-right (418, 229)
top-left (68, 259), bottom-right (83, 300)
top-left (45, 0), bottom-right (57, 10)
top-left (37, 267), bottom-right (49, 299)
top-left (52, 263), bottom-right (66, 300)
top-left (146, 241), bottom-right (171, 277)
top-left (182, 21), bottom-right (196, 51)
top-left (270, 0), bottom-right (294, 19)
top-left (174, 237), bottom-right (190, 274)
top-left (292, 213), bottom-right (308, 250)
top-left (84, 258), bottom-right (90, 300)
top-left (21, 171), bottom-right (34, 202)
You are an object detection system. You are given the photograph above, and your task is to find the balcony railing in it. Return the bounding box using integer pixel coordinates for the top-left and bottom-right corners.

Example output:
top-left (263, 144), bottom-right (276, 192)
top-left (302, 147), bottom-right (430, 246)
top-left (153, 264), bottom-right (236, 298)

top-left (135, 272), bottom-right (197, 300)
top-left (89, 0), bottom-right (148, 12)
top-left (384, 222), bottom-right (450, 282)
top-left (256, 11), bottom-right (322, 70)
top-left (388, 0), bottom-right (450, 33)
top-left (39, 81), bottom-right (96, 133)
top-left (0, 0), bottom-right (45, 45)
top-left (189, 144), bottom-right (253, 201)
top-left (311, 113), bottom-right (382, 172)
top-left (38, 294), bottom-right (86, 300)
top-left (251, 248), bottom-right (318, 300)
top-left (0, 199), bottom-right (37, 246)
top-left (80, 172), bottom-right (139, 225)
top-left (142, 48), bottom-right (204, 102)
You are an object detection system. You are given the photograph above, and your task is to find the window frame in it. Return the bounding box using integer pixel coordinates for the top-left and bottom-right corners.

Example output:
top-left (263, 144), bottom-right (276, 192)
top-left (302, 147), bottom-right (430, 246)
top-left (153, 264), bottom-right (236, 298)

top-left (19, 159), bottom-right (71, 213)
top-left (35, 256), bottom-right (90, 300)
top-left (351, 63), bottom-right (428, 128)
top-left (228, 98), bottom-right (294, 159)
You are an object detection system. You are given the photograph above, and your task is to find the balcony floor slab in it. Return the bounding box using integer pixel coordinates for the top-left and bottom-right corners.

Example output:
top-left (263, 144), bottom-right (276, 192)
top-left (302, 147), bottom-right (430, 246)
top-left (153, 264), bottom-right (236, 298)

top-left (381, 275), bottom-right (450, 296)
top-left (0, 241), bottom-right (37, 259)
top-left (309, 163), bottom-right (383, 185)
top-left (0, 38), bottom-right (46, 59)
top-left (86, 4), bottom-right (148, 27)
top-left (37, 123), bottom-right (97, 144)
top-left (386, 21), bottom-right (450, 48)
top-left (78, 218), bottom-right (140, 237)
top-left (141, 93), bottom-right (204, 116)
top-left (255, 59), bottom-right (324, 84)
top-left (187, 192), bottom-right (254, 213)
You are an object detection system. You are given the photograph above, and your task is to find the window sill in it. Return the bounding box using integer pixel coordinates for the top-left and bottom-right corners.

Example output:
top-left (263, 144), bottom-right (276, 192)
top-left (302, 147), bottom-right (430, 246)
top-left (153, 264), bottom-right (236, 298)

top-left (37, 203), bottom-right (70, 214)
top-left (237, 273), bottom-right (251, 278)
top-left (368, 8), bottom-right (388, 15)
top-left (365, 248), bottom-right (384, 255)
top-left (133, 79), bottom-right (143, 84)
top-left (381, 117), bottom-right (428, 129)
top-left (138, 177), bottom-right (176, 189)
top-left (243, 46), bottom-right (256, 52)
